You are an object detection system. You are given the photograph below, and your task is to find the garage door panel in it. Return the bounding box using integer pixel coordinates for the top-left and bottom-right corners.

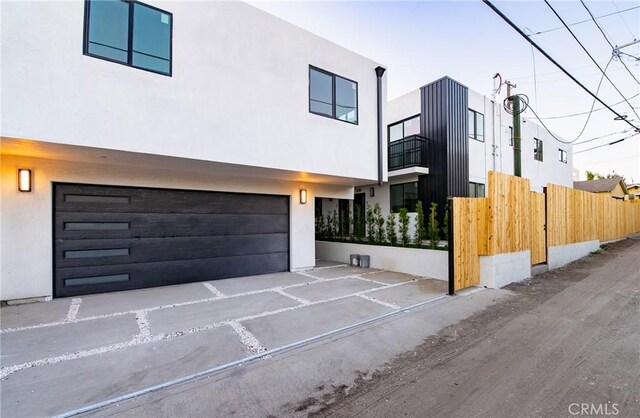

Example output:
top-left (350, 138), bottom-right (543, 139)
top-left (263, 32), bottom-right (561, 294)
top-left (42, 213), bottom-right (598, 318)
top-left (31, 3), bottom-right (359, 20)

top-left (54, 184), bottom-right (290, 297)
top-left (55, 185), bottom-right (288, 215)
top-left (55, 252), bottom-right (289, 297)
top-left (55, 212), bottom-right (288, 240)
top-left (55, 234), bottom-right (289, 268)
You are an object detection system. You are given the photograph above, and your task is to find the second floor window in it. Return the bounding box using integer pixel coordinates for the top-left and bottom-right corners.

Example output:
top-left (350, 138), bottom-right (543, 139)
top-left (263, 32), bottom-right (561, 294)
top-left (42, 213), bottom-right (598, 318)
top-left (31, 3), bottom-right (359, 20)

top-left (309, 66), bottom-right (358, 124)
top-left (390, 182), bottom-right (418, 212)
top-left (559, 149), bottom-right (567, 163)
top-left (468, 109), bottom-right (484, 142)
top-left (84, 0), bottom-right (172, 76)
top-left (469, 182), bottom-right (486, 198)
top-left (389, 115), bottom-right (421, 142)
top-left (534, 138), bottom-right (544, 161)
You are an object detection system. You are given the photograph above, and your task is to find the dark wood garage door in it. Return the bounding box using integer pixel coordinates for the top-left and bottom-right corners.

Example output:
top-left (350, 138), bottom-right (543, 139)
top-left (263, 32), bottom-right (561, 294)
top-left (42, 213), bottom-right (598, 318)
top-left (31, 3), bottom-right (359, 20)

top-left (53, 183), bottom-right (289, 298)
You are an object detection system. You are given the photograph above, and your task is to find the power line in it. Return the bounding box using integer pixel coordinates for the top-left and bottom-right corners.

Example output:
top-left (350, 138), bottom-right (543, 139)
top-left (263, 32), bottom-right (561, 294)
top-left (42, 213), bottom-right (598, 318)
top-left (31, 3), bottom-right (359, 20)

top-left (573, 132), bottom-right (639, 154)
top-left (610, 0), bottom-right (636, 40)
top-left (544, 0), bottom-right (640, 121)
top-left (539, 93), bottom-right (640, 119)
top-left (481, 0), bottom-right (640, 132)
top-left (528, 5), bottom-right (640, 36)
top-left (572, 129), bottom-right (632, 145)
top-left (580, 0), bottom-right (640, 86)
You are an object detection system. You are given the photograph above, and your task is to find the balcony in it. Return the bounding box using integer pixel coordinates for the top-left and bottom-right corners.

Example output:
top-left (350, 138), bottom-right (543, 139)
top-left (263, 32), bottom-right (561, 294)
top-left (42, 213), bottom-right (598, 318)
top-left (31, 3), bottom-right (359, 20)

top-left (388, 135), bottom-right (429, 172)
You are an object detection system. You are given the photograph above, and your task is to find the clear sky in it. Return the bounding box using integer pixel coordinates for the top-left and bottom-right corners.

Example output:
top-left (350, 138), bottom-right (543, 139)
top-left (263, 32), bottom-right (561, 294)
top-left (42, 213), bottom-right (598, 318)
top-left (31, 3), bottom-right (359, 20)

top-left (250, 0), bottom-right (640, 183)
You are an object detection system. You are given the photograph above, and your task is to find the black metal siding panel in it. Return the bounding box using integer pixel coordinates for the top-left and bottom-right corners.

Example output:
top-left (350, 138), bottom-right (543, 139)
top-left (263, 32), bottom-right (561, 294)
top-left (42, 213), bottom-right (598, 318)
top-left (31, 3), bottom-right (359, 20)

top-left (53, 184), bottom-right (290, 297)
top-left (419, 77), bottom-right (469, 223)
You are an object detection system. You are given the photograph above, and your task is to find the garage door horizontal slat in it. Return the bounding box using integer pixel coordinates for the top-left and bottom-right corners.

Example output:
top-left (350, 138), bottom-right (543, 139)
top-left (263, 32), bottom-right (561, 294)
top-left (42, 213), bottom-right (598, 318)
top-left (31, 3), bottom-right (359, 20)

top-left (55, 212), bottom-right (288, 240)
top-left (55, 185), bottom-right (288, 214)
top-left (55, 234), bottom-right (289, 267)
top-left (56, 252), bottom-right (289, 296)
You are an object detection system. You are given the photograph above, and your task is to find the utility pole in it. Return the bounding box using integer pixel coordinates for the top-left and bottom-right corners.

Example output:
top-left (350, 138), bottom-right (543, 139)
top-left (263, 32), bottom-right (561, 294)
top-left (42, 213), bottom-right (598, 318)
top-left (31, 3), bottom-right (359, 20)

top-left (506, 80), bottom-right (521, 177)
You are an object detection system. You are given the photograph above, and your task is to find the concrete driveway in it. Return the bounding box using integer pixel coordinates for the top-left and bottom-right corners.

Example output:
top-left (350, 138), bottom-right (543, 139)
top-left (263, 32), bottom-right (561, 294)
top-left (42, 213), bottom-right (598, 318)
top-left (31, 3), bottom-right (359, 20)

top-left (0, 261), bottom-right (446, 417)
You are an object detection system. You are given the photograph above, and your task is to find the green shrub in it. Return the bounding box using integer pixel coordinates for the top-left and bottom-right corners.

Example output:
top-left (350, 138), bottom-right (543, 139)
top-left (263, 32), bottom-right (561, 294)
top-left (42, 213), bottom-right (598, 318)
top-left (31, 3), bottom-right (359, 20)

top-left (427, 202), bottom-right (440, 249)
top-left (386, 212), bottom-right (397, 245)
top-left (373, 203), bottom-right (385, 244)
top-left (366, 204), bottom-right (375, 244)
top-left (398, 208), bottom-right (410, 246)
top-left (413, 201), bottom-right (426, 247)
top-left (354, 204), bottom-right (365, 241)
top-left (315, 215), bottom-right (326, 239)
top-left (442, 202), bottom-right (450, 243)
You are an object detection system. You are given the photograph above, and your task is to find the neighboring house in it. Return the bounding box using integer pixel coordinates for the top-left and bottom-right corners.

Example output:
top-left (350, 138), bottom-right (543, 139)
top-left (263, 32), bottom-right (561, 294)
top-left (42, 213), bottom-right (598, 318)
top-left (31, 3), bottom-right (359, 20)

top-left (574, 177), bottom-right (629, 199)
top-left (1, 1), bottom-right (387, 301)
top-left (626, 183), bottom-right (640, 199)
top-left (318, 76), bottom-right (573, 231)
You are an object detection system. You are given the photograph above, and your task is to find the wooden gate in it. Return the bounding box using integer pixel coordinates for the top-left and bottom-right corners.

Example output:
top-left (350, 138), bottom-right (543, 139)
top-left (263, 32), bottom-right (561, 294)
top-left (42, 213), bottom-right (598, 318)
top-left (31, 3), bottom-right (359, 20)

top-left (529, 191), bottom-right (546, 265)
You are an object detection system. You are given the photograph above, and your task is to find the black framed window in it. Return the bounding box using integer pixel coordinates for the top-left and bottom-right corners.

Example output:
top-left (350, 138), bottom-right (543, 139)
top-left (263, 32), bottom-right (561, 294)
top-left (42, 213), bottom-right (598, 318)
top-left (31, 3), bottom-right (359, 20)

top-left (84, 0), bottom-right (172, 76)
top-left (388, 115), bottom-right (421, 142)
top-left (559, 148), bottom-right (567, 163)
top-left (534, 138), bottom-right (544, 161)
top-left (390, 182), bottom-right (418, 212)
top-left (468, 109), bottom-right (484, 142)
top-left (469, 182), bottom-right (486, 198)
top-left (309, 66), bottom-right (358, 124)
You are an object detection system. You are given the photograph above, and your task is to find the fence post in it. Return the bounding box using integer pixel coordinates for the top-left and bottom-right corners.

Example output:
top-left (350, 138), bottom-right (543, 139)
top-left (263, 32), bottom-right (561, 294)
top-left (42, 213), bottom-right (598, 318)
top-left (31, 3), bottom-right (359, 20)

top-left (448, 199), bottom-right (455, 296)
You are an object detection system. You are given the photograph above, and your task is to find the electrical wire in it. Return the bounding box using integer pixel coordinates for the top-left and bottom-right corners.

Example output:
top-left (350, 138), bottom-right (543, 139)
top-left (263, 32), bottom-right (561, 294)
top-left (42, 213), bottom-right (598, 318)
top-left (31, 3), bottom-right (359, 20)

top-left (544, 0), bottom-right (640, 121)
top-left (504, 56), bottom-right (612, 144)
top-left (527, 5), bottom-right (640, 36)
top-left (573, 132), bottom-right (639, 154)
top-left (482, 0), bottom-right (640, 132)
top-left (539, 93), bottom-right (640, 119)
top-left (572, 129), bottom-right (632, 145)
top-left (610, 0), bottom-right (636, 40)
top-left (580, 0), bottom-right (640, 86)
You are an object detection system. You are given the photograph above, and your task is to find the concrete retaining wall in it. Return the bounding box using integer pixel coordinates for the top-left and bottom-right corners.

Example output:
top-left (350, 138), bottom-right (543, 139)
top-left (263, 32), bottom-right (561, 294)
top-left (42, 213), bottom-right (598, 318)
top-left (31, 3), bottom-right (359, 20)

top-left (479, 250), bottom-right (531, 289)
top-left (315, 241), bottom-right (448, 281)
top-left (548, 240), bottom-right (600, 270)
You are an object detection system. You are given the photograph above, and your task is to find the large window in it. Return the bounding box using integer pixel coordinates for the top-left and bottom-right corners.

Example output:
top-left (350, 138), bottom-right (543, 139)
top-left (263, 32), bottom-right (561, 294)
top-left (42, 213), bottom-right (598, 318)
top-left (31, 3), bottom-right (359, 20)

top-left (559, 148), bottom-right (567, 163)
top-left (309, 66), bottom-right (358, 124)
top-left (468, 109), bottom-right (484, 142)
top-left (388, 115), bottom-right (421, 142)
top-left (534, 138), bottom-right (544, 161)
top-left (390, 182), bottom-right (418, 212)
top-left (84, 0), bottom-right (172, 76)
top-left (469, 182), bottom-right (486, 198)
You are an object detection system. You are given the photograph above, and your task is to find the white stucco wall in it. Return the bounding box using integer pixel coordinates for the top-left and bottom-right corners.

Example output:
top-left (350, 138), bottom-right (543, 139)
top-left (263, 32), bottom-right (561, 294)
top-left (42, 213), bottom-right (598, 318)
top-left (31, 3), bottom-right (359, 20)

top-left (0, 154), bottom-right (353, 301)
top-left (1, 0), bottom-right (385, 182)
top-left (315, 241), bottom-right (448, 281)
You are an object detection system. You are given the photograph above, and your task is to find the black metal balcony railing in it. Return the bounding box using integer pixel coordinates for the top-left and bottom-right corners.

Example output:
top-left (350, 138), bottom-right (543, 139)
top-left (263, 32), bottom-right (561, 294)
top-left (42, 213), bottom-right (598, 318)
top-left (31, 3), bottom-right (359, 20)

top-left (388, 135), bottom-right (428, 171)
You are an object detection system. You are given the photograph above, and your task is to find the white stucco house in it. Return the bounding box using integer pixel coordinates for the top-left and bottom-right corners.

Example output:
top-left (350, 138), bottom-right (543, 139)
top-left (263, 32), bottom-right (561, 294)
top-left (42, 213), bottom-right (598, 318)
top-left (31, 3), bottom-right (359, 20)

top-left (1, 1), bottom-right (387, 301)
top-left (318, 76), bottom-right (573, 236)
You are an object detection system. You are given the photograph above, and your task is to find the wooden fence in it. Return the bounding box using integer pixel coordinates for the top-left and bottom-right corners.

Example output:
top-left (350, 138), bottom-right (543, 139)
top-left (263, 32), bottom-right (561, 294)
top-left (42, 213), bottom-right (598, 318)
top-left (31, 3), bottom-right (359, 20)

top-left (451, 172), bottom-right (640, 292)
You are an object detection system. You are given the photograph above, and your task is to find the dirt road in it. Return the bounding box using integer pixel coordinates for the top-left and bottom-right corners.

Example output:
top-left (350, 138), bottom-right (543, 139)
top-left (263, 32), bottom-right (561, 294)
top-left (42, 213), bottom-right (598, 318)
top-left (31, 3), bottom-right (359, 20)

top-left (309, 237), bottom-right (640, 418)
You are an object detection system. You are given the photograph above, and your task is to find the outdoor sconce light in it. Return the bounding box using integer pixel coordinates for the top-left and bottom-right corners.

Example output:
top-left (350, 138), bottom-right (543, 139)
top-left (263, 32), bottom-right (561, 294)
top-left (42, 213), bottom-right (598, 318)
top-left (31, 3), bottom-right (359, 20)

top-left (369, 187), bottom-right (375, 197)
top-left (300, 189), bottom-right (308, 204)
top-left (18, 169), bottom-right (32, 192)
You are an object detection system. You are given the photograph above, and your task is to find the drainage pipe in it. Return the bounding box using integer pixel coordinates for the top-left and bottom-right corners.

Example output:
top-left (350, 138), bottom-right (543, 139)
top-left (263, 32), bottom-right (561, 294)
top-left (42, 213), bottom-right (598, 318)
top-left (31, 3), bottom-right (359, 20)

top-left (375, 66), bottom-right (386, 186)
top-left (55, 293), bottom-right (447, 418)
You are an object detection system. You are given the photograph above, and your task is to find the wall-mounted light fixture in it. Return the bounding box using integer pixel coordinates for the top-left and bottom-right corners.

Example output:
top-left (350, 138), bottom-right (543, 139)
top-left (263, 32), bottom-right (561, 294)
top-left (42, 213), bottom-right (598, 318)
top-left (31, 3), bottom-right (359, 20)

top-left (369, 187), bottom-right (375, 197)
top-left (18, 169), bottom-right (32, 192)
top-left (299, 189), bottom-right (308, 204)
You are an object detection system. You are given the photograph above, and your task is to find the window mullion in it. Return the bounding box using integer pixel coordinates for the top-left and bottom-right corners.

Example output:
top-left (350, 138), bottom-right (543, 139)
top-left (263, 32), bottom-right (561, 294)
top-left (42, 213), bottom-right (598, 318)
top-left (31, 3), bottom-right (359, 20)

top-left (127, 0), bottom-right (134, 66)
top-left (332, 75), bottom-right (336, 119)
